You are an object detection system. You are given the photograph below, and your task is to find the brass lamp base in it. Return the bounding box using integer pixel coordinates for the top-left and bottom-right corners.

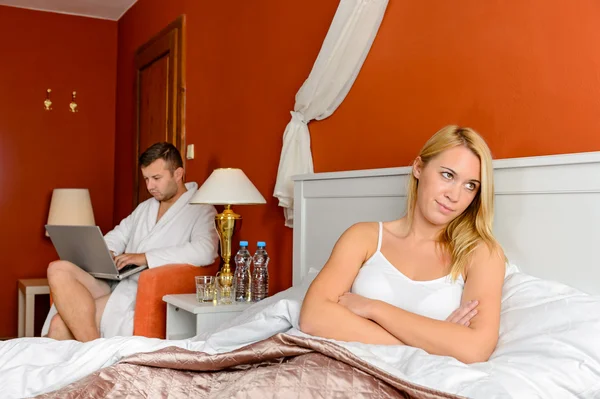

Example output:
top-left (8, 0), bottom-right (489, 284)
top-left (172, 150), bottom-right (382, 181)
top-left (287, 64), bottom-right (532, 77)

top-left (215, 205), bottom-right (241, 302)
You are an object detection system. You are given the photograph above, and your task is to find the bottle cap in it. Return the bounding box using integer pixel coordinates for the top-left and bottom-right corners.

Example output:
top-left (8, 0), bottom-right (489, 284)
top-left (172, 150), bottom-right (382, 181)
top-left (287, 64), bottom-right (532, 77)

top-left (240, 241), bottom-right (248, 247)
top-left (257, 241), bottom-right (266, 247)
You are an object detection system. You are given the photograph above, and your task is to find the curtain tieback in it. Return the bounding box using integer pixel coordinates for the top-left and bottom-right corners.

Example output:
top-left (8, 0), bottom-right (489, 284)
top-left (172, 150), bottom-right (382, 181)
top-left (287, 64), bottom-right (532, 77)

top-left (290, 111), bottom-right (307, 125)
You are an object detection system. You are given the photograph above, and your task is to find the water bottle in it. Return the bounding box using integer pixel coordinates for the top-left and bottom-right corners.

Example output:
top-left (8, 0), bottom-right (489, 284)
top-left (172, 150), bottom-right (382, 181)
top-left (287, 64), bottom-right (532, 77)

top-left (252, 241), bottom-right (270, 301)
top-left (233, 241), bottom-right (252, 302)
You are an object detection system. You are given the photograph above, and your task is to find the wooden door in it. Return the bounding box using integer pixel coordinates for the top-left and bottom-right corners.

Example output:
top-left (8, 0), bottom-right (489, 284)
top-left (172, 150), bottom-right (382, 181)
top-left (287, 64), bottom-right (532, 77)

top-left (133, 16), bottom-right (186, 205)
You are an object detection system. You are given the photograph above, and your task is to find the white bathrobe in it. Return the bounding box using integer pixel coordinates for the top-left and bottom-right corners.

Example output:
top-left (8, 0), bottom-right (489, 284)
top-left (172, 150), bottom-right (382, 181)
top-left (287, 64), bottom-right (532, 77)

top-left (42, 182), bottom-right (219, 338)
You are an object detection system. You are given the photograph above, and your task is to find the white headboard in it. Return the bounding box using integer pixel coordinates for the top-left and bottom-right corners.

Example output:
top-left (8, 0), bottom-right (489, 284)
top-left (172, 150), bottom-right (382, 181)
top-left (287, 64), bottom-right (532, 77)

top-left (292, 151), bottom-right (600, 295)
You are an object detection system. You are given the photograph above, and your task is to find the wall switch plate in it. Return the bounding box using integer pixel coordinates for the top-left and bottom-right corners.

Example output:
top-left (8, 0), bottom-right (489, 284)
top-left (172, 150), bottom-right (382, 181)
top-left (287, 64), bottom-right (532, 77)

top-left (186, 144), bottom-right (194, 160)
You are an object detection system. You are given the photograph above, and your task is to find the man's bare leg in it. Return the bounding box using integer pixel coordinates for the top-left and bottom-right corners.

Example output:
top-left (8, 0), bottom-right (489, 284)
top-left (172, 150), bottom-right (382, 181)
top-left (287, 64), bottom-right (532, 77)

top-left (47, 260), bottom-right (111, 342)
top-left (47, 294), bottom-right (111, 340)
top-left (47, 314), bottom-right (75, 340)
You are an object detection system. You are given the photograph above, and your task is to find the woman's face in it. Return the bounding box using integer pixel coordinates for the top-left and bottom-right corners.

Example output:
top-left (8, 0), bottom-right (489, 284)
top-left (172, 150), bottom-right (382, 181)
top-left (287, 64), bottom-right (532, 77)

top-left (413, 146), bottom-right (481, 227)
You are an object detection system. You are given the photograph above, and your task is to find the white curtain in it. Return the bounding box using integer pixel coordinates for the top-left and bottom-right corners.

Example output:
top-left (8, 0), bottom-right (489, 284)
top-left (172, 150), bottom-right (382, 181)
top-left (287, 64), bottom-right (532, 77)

top-left (273, 0), bottom-right (389, 227)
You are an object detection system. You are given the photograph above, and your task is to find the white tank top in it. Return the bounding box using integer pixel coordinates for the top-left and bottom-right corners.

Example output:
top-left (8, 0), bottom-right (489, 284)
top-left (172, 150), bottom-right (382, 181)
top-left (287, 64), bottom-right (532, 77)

top-left (351, 222), bottom-right (464, 321)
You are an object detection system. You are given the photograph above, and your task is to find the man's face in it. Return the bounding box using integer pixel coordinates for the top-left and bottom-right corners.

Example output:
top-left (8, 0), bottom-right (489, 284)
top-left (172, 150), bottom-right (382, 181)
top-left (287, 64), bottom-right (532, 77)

top-left (141, 159), bottom-right (179, 202)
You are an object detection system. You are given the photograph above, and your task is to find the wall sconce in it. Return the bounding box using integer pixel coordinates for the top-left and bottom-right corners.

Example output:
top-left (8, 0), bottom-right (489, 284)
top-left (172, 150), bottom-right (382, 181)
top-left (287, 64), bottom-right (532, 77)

top-left (69, 91), bottom-right (78, 113)
top-left (44, 89), bottom-right (52, 111)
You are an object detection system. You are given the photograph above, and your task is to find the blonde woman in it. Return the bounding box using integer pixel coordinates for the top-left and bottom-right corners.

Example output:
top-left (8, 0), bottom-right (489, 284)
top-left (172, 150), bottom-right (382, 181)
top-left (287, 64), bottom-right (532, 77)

top-left (299, 126), bottom-right (505, 364)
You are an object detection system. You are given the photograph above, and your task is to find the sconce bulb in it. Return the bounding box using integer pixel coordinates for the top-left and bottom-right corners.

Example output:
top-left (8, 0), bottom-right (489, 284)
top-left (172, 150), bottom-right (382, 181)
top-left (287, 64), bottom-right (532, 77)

top-left (69, 91), bottom-right (78, 113)
top-left (44, 88), bottom-right (52, 111)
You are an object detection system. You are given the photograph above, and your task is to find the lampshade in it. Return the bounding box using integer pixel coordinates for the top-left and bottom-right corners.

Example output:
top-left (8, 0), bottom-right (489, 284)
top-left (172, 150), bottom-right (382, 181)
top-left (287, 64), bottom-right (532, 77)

top-left (189, 168), bottom-right (266, 205)
top-left (47, 188), bottom-right (95, 231)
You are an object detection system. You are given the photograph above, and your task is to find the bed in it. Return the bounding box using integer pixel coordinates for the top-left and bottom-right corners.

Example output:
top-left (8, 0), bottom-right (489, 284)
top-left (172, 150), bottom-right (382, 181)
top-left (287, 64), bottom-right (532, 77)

top-left (1, 151), bottom-right (599, 398)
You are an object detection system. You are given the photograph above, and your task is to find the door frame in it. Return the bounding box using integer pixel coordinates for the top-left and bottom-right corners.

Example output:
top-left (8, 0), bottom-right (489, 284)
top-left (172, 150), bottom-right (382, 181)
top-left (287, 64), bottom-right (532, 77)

top-left (133, 15), bottom-right (186, 206)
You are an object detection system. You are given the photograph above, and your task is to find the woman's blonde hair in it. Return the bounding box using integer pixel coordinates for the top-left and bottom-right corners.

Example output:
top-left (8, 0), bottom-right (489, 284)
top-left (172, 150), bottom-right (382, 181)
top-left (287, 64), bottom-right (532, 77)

top-left (406, 125), bottom-right (500, 280)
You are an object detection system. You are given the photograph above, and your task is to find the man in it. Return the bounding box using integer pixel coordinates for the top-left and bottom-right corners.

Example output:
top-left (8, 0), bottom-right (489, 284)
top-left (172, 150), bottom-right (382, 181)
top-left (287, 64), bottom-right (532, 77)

top-left (42, 142), bottom-right (219, 341)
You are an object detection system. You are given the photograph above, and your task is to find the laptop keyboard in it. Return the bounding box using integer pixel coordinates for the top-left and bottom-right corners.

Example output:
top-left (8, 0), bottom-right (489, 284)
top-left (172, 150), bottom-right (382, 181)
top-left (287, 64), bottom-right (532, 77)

top-left (118, 264), bottom-right (138, 274)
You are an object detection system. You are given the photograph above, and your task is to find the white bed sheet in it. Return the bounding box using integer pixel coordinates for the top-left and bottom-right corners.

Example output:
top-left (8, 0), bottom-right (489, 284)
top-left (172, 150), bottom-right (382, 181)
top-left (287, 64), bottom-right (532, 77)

top-left (1, 271), bottom-right (599, 398)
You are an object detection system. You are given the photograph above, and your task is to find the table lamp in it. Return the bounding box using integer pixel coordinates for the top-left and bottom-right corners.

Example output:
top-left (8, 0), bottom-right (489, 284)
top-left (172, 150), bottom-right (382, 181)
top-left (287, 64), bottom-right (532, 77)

top-left (46, 188), bottom-right (95, 236)
top-left (189, 168), bottom-right (266, 298)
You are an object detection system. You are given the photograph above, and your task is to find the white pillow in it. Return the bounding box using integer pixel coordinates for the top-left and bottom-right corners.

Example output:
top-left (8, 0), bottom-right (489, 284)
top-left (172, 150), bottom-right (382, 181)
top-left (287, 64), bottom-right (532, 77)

top-left (504, 262), bottom-right (520, 277)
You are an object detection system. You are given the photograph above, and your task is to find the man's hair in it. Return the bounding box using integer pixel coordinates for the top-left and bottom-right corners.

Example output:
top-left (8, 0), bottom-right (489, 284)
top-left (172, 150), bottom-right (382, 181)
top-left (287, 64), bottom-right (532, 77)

top-left (139, 142), bottom-right (183, 173)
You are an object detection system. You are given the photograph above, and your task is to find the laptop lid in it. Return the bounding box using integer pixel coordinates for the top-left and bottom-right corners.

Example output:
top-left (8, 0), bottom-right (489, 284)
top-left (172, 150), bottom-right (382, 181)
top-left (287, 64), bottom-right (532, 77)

top-left (45, 225), bottom-right (142, 279)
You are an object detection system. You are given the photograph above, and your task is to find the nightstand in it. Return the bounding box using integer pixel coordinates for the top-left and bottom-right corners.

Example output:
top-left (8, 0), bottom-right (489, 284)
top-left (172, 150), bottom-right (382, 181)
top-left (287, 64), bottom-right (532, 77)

top-left (18, 278), bottom-right (50, 337)
top-left (162, 294), bottom-right (253, 340)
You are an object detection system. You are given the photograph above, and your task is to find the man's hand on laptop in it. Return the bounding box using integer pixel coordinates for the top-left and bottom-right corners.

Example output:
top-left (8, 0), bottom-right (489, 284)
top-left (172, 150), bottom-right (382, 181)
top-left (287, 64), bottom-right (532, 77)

top-left (114, 253), bottom-right (148, 270)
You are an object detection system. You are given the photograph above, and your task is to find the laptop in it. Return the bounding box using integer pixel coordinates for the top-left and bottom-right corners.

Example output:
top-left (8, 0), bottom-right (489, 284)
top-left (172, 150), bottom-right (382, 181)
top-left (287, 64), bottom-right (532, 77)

top-left (45, 225), bottom-right (147, 280)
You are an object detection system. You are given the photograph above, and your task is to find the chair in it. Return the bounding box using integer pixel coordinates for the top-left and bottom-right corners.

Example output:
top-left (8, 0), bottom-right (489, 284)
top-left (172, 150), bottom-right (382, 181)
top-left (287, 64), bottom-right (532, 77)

top-left (133, 261), bottom-right (220, 338)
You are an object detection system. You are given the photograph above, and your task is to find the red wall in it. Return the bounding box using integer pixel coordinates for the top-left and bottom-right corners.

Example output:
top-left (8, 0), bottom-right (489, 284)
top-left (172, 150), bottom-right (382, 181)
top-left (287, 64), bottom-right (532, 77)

top-left (312, 0), bottom-right (600, 171)
top-left (0, 6), bottom-right (117, 338)
top-left (114, 0), bottom-right (600, 299)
